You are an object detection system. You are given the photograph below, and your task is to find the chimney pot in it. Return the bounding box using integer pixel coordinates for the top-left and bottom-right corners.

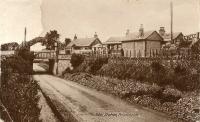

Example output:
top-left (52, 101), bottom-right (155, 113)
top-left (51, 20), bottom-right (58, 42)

top-left (74, 34), bottom-right (77, 40)
top-left (94, 32), bottom-right (98, 38)
top-left (126, 29), bottom-right (130, 36)
top-left (159, 27), bottom-right (165, 36)
top-left (139, 24), bottom-right (144, 37)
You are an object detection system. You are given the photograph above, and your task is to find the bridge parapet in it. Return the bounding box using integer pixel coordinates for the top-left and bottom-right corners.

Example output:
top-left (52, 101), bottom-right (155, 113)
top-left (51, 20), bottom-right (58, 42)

top-left (34, 50), bottom-right (71, 60)
top-left (34, 50), bottom-right (56, 59)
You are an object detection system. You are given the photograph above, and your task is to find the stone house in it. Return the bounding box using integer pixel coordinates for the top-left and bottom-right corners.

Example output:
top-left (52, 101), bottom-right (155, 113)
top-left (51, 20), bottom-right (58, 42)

top-left (122, 25), bottom-right (163, 57)
top-left (66, 33), bottom-right (104, 54)
top-left (158, 27), bottom-right (184, 45)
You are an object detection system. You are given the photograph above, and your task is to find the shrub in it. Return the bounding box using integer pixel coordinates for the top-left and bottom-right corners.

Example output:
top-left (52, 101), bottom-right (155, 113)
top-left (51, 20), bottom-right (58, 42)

top-left (70, 54), bottom-right (85, 68)
top-left (172, 64), bottom-right (200, 91)
top-left (17, 48), bottom-right (34, 61)
top-left (191, 40), bottom-right (200, 55)
top-left (150, 61), bottom-right (166, 85)
top-left (1, 55), bottom-right (33, 74)
top-left (174, 64), bottom-right (187, 75)
top-left (173, 73), bottom-right (200, 91)
top-left (90, 57), bottom-right (108, 74)
top-left (1, 54), bottom-right (40, 121)
top-left (62, 67), bottom-right (72, 76)
top-left (162, 87), bottom-right (182, 103)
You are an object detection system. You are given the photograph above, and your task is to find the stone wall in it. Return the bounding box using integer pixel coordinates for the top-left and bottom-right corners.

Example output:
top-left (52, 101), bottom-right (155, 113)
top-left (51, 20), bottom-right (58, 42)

top-left (51, 59), bottom-right (72, 75)
top-left (58, 59), bottom-right (72, 74)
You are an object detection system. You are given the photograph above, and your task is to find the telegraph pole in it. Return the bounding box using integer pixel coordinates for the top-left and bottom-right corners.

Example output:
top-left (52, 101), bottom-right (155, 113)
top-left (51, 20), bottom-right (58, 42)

top-left (170, 1), bottom-right (173, 43)
top-left (22, 27), bottom-right (27, 47)
top-left (54, 37), bottom-right (59, 75)
top-left (24, 27), bottom-right (27, 42)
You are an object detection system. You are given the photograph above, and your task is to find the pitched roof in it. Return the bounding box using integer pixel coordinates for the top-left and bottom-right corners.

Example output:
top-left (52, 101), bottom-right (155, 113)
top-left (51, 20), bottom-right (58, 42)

top-left (162, 32), bottom-right (183, 42)
top-left (126, 31), bottom-right (155, 40)
top-left (123, 30), bottom-right (163, 42)
top-left (105, 31), bottom-right (162, 44)
top-left (105, 37), bottom-right (126, 44)
top-left (67, 37), bottom-right (100, 47)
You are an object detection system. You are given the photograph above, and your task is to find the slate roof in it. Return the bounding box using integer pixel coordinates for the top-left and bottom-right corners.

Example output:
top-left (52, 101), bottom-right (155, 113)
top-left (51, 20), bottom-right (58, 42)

top-left (105, 37), bottom-right (126, 44)
top-left (126, 30), bottom-right (156, 40)
top-left (105, 31), bottom-right (161, 44)
top-left (161, 32), bottom-right (182, 42)
top-left (66, 37), bottom-right (100, 47)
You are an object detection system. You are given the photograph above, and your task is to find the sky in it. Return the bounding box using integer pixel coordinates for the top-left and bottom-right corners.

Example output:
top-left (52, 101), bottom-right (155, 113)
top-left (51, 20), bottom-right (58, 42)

top-left (0, 0), bottom-right (200, 45)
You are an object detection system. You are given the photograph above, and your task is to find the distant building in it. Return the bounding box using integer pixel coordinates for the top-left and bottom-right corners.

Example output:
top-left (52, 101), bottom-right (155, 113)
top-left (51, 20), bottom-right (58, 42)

top-left (66, 33), bottom-right (104, 54)
top-left (184, 32), bottom-right (200, 44)
top-left (104, 36), bottom-right (124, 56)
top-left (158, 27), bottom-right (184, 45)
top-left (122, 25), bottom-right (163, 57)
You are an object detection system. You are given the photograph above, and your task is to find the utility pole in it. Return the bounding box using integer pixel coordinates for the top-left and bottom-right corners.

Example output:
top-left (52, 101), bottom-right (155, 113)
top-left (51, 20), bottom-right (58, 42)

top-left (22, 27), bottom-right (27, 47)
top-left (54, 38), bottom-right (59, 75)
top-left (170, 1), bottom-right (173, 43)
top-left (24, 27), bottom-right (27, 42)
top-left (198, 0), bottom-right (200, 32)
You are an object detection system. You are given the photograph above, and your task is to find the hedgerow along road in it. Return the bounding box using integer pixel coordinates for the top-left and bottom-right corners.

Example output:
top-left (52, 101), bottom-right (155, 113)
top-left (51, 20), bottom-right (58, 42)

top-left (33, 63), bottom-right (174, 122)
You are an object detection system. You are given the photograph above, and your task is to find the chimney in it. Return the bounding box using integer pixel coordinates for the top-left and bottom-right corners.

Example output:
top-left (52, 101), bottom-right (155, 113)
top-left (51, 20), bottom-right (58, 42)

top-left (159, 27), bottom-right (165, 36)
top-left (139, 24), bottom-right (144, 37)
top-left (74, 34), bottom-right (77, 40)
top-left (94, 32), bottom-right (98, 38)
top-left (126, 29), bottom-right (130, 36)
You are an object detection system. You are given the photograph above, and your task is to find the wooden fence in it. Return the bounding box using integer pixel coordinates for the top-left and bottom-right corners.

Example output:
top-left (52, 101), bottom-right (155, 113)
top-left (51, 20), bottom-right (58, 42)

top-left (83, 49), bottom-right (200, 61)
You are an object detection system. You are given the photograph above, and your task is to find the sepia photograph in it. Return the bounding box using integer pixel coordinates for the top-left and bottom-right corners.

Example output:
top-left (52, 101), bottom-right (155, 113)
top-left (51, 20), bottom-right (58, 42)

top-left (0, 0), bottom-right (200, 122)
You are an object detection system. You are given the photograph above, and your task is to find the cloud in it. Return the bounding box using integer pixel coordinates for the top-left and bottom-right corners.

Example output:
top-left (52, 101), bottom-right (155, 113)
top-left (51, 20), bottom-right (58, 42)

top-left (0, 0), bottom-right (199, 44)
top-left (0, 0), bottom-right (43, 44)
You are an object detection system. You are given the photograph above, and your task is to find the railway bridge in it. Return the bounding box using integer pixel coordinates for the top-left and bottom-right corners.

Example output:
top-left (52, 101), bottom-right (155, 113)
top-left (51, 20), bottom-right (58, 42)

top-left (32, 50), bottom-right (72, 75)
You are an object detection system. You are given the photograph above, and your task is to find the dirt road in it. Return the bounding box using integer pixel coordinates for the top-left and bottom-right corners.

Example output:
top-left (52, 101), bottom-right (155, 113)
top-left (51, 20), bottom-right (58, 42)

top-left (33, 64), bottom-right (173, 122)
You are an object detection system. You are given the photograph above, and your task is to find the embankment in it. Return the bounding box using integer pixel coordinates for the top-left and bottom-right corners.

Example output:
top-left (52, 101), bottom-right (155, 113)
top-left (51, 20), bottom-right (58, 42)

top-left (0, 49), bottom-right (41, 122)
top-left (62, 54), bottom-right (200, 122)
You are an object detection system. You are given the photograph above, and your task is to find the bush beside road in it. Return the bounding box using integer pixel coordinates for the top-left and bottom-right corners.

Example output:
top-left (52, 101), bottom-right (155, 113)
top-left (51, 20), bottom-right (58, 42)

top-left (0, 48), bottom-right (41, 122)
top-left (62, 72), bottom-right (200, 122)
top-left (62, 54), bottom-right (200, 122)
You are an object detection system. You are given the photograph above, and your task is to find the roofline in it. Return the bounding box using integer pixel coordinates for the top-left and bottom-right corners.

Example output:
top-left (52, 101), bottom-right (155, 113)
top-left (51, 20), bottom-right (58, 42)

top-left (153, 31), bottom-right (164, 41)
top-left (104, 42), bottom-right (122, 44)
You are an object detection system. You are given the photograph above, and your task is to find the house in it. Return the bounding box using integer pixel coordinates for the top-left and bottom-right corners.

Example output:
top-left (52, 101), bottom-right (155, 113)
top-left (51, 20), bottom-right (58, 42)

top-left (66, 33), bottom-right (104, 54)
top-left (122, 25), bottom-right (163, 57)
top-left (104, 36), bottom-right (125, 56)
top-left (104, 30), bottom-right (133, 56)
top-left (158, 27), bottom-right (184, 45)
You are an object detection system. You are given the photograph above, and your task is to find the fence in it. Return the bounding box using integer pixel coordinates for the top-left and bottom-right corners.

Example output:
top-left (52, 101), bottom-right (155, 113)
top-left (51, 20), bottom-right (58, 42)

top-left (83, 48), bottom-right (200, 61)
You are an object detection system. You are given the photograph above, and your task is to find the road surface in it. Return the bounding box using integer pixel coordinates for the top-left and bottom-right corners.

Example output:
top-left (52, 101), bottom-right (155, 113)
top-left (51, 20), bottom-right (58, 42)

top-left (33, 64), bottom-right (173, 122)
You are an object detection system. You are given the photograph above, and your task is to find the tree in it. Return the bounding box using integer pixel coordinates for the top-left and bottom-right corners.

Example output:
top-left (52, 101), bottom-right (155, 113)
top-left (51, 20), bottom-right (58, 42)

top-left (178, 40), bottom-right (192, 48)
top-left (44, 30), bottom-right (60, 50)
top-left (65, 38), bottom-right (71, 46)
top-left (70, 54), bottom-right (85, 68)
top-left (191, 40), bottom-right (200, 55)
